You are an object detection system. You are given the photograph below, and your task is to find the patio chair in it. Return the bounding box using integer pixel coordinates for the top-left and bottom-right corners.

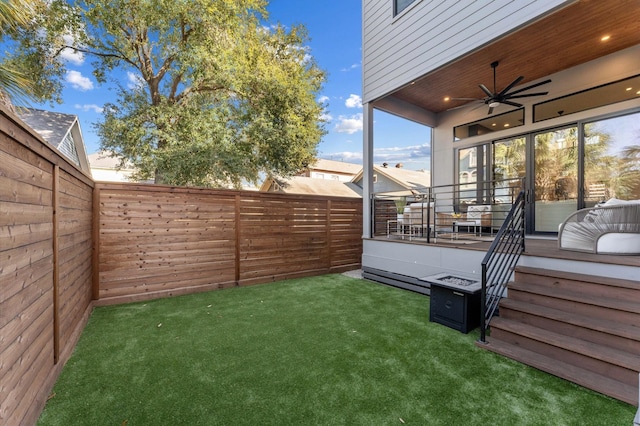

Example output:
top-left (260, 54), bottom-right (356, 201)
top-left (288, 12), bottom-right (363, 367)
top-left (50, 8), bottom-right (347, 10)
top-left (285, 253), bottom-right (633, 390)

top-left (558, 198), bottom-right (640, 254)
top-left (407, 202), bottom-right (433, 239)
top-left (464, 204), bottom-right (492, 236)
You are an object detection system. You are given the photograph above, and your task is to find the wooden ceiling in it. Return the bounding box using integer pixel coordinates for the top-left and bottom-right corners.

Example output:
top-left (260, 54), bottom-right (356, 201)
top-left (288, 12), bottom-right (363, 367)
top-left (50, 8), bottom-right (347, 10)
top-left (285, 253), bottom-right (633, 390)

top-left (388, 0), bottom-right (640, 114)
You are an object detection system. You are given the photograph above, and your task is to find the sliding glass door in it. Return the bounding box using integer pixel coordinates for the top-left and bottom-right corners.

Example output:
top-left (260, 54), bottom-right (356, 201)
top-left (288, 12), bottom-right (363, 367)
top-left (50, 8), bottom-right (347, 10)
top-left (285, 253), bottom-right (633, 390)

top-left (532, 127), bottom-right (578, 232)
top-left (470, 111), bottom-right (640, 234)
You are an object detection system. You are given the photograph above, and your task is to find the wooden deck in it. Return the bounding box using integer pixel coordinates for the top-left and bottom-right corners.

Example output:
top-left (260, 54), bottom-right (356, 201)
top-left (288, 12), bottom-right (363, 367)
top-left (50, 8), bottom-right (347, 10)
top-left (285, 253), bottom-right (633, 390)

top-left (522, 238), bottom-right (640, 268)
top-left (377, 233), bottom-right (640, 268)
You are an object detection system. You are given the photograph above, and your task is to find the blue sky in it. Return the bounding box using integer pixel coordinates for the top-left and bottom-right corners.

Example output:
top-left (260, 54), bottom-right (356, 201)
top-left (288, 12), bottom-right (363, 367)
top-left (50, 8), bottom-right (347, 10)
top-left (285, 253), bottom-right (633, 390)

top-left (32, 0), bottom-right (431, 171)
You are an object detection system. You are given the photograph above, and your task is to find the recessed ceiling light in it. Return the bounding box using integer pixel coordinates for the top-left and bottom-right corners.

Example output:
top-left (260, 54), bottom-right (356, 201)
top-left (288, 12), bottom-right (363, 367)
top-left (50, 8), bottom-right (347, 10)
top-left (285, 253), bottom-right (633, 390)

top-left (504, 123), bottom-right (510, 128)
top-left (601, 35), bottom-right (611, 42)
top-left (636, 90), bottom-right (640, 95)
top-left (626, 87), bottom-right (632, 91)
top-left (491, 123), bottom-right (497, 127)
top-left (444, 97), bottom-right (450, 102)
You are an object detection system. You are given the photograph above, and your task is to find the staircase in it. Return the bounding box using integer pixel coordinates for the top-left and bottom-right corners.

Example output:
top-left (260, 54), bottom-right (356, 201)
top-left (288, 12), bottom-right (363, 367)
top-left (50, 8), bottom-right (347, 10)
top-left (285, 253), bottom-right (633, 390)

top-left (479, 266), bottom-right (640, 406)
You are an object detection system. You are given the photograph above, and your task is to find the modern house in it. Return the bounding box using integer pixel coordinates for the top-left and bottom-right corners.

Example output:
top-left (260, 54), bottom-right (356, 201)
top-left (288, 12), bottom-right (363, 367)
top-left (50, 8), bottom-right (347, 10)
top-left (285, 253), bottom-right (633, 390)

top-left (362, 0), bottom-right (640, 412)
top-left (16, 108), bottom-right (90, 174)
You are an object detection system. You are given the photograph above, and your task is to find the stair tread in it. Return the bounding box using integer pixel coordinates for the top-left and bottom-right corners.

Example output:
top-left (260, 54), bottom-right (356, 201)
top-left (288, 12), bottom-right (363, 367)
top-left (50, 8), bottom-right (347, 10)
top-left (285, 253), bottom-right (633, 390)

top-left (500, 298), bottom-right (640, 342)
top-left (508, 280), bottom-right (639, 313)
top-left (478, 337), bottom-right (638, 406)
top-left (490, 317), bottom-right (640, 372)
top-left (515, 266), bottom-right (640, 290)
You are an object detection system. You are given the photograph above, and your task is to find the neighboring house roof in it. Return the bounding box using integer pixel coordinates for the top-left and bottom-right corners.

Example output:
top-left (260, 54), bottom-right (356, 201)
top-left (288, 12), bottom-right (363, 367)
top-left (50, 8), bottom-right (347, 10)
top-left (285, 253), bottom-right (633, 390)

top-left (352, 164), bottom-right (431, 194)
top-left (260, 176), bottom-right (362, 198)
top-left (16, 108), bottom-right (90, 173)
top-left (305, 159), bottom-right (362, 176)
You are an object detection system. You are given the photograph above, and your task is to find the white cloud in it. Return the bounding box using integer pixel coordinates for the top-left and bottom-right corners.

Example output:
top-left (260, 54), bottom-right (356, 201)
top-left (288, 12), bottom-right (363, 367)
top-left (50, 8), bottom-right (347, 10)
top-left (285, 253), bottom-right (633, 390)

top-left (345, 94), bottom-right (362, 109)
top-left (373, 143), bottom-right (431, 165)
top-left (341, 63), bottom-right (360, 72)
top-left (320, 112), bottom-right (333, 122)
top-left (334, 114), bottom-right (363, 134)
top-left (321, 144), bottom-right (431, 169)
top-left (322, 151), bottom-right (363, 163)
top-left (59, 34), bottom-right (85, 65)
top-left (66, 70), bottom-right (93, 91)
top-left (318, 95), bottom-right (330, 104)
top-left (127, 71), bottom-right (145, 90)
top-left (74, 103), bottom-right (103, 114)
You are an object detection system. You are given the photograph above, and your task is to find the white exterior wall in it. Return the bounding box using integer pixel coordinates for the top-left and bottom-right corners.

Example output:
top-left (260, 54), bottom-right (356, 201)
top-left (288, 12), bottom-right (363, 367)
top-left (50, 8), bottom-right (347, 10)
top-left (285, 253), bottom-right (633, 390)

top-left (363, 0), bottom-right (571, 103)
top-left (90, 167), bottom-right (136, 182)
top-left (363, 239), bottom-right (485, 281)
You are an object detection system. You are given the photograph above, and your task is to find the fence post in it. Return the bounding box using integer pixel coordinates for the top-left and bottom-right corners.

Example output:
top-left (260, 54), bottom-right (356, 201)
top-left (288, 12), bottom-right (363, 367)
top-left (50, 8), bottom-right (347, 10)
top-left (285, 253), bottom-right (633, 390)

top-left (92, 184), bottom-right (101, 300)
top-left (234, 194), bottom-right (241, 286)
top-left (52, 165), bottom-right (60, 364)
top-left (326, 199), bottom-right (332, 273)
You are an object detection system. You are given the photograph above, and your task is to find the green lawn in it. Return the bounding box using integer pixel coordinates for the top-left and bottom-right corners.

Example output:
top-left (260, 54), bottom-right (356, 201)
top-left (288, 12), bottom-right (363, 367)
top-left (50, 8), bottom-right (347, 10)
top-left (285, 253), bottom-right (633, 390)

top-left (38, 274), bottom-right (635, 425)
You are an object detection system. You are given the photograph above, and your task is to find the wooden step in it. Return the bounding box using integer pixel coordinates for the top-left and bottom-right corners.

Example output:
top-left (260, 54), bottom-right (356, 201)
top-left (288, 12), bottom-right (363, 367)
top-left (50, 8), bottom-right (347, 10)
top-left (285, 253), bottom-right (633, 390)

top-left (507, 281), bottom-right (640, 324)
top-left (499, 298), bottom-right (640, 354)
top-left (515, 266), bottom-right (640, 302)
top-left (489, 318), bottom-right (638, 387)
top-left (478, 337), bottom-right (638, 406)
top-left (515, 266), bottom-right (640, 298)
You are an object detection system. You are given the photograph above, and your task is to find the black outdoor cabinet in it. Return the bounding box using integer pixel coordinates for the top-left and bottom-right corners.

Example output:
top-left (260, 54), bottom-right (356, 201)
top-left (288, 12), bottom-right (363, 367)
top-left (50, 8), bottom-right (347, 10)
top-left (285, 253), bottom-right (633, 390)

top-left (425, 276), bottom-right (481, 334)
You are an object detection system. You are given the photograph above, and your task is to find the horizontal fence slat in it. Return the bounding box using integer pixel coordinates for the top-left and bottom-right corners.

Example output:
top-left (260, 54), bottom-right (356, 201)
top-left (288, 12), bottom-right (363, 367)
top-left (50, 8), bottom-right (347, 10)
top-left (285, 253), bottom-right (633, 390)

top-left (97, 183), bottom-right (362, 303)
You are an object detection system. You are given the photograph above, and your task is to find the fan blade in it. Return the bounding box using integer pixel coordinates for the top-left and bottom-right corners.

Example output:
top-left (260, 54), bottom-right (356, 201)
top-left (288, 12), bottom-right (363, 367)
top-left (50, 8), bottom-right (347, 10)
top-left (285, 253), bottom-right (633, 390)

top-left (506, 92), bottom-right (549, 100)
top-left (479, 84), bottom-right (493, 97)
top-left (497, 76), bottom-right (524, 97)
top-left (446, 99), bottom-right (484, 111)
top-left (501, 100), bottom-right (522, 108)
top-left (506, 79), bottom-right (551, 96)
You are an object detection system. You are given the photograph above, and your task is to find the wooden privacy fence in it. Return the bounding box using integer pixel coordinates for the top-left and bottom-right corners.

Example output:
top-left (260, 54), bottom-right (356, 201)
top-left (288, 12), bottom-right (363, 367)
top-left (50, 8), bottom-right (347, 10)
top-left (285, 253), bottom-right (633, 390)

top-left (95, 183), bottom-right (363, 305)
top-left (1, 105), bottom-right (363, 425)
top-left (1, 107), bottom-right (94, 425)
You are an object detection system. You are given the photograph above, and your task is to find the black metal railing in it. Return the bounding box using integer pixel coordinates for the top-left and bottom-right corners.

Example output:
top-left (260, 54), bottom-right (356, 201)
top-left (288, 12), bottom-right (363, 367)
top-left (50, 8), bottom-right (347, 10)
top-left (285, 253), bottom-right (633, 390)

top-left (371, 178), bottom-right (522, 244)
top-left (479, 190), bottom-right (526, 343)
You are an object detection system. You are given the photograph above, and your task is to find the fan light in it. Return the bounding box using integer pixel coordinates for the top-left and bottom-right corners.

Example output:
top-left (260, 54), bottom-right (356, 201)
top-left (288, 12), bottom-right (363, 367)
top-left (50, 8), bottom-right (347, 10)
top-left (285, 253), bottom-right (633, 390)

top-left (488, 101), bottom-right (501, 108)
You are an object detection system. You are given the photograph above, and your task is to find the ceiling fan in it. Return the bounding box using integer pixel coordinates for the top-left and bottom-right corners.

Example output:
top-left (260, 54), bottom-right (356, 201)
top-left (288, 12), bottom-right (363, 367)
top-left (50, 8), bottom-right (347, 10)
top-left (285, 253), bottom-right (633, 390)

top-left (453, 61), bottom-right (551, 115)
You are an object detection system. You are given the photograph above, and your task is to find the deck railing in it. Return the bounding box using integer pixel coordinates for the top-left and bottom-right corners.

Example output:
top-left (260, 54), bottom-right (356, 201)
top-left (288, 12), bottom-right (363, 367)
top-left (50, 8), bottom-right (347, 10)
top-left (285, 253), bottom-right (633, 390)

top-left (371, 178), bottom-right (523, 244)
top-left (479, 190), bottom-right (526, 343)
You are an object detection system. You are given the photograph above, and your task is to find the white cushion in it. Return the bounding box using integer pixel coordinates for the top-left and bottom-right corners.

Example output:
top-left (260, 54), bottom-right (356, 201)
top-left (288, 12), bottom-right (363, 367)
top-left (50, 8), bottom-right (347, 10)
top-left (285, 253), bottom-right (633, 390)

top-left (602, 198), bottom-right (640, 206)
top-left (597, 233), bottom-right (640, 254)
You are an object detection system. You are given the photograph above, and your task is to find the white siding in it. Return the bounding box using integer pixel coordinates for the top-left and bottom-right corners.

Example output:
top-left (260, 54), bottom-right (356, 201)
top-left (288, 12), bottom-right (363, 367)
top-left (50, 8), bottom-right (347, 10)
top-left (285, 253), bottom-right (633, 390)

top-left (363, 0), bottom-right (572, 102)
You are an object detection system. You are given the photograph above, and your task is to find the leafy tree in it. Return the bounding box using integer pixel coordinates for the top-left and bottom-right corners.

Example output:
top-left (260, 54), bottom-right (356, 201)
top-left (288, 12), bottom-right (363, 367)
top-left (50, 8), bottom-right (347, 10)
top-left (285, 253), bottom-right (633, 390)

top-left (87, 0), bottom-right (327, 186)
top-left (0, 0), bottom-right (82, 105)
top-left (0, 0), bottom-right (42, 108)
top-left (3, 0), bottom-right (327, 187)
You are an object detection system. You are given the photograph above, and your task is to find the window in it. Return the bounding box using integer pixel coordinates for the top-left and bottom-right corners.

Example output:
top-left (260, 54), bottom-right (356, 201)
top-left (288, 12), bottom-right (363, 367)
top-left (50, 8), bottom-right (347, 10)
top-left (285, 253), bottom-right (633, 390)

top-left (394, 0), bottom-right (416, 16)
top-left (454, 108), bottom-right (524, 141)
top-left (533, 74), bottom-right (640, 122)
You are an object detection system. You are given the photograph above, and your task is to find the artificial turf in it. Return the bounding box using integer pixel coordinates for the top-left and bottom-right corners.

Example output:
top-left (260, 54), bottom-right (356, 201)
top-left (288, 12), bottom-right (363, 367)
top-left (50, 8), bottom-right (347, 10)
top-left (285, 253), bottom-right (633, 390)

top-left (37, 274), bottom-right (635, 425)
